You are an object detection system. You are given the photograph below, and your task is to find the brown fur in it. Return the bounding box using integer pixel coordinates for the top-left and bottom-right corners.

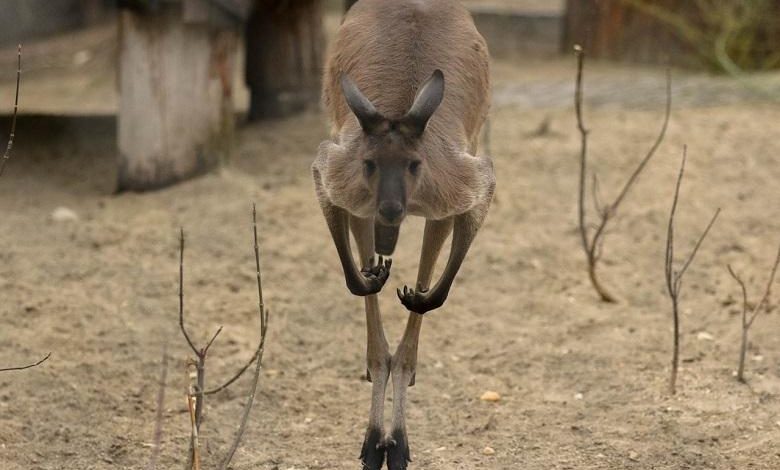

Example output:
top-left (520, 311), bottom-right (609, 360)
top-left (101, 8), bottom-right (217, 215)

top-left (315, 0), bottom-right (494, 221)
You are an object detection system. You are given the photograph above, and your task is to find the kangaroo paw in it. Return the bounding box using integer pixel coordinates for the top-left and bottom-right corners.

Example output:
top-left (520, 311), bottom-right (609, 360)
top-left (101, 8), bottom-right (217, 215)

top-left (360, 427), bottom-right (385, 470)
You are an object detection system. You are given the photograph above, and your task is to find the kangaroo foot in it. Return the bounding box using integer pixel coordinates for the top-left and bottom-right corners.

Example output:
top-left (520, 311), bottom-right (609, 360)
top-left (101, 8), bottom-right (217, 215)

top-left (360, 427), bottom-right (385, 470)
top-left (386, 428), bottom-right (411, 470)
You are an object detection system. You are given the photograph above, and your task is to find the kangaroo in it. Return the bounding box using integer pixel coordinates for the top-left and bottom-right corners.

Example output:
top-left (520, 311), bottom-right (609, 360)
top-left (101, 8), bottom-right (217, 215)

top-left (311, 1), bottom-right (494, 468)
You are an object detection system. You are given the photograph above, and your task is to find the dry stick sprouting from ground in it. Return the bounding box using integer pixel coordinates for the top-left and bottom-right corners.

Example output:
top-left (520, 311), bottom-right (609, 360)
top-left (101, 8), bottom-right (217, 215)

top-left (179, 227), bottom-right (224, 470)
top-left (574, 45), bottom-right (672, 303)
top-left (218, 203), bottom-right (269, 470)
top-left (0, 44), bottom-right (21, 178)
top-left (177, 204), bottom-right (269, 470)
top-left (0, 47), bottom-right (49, 373)
top-left (726, 243), bottom-right (780, 383)
top-left (664, 147), bottom-right (720, 395)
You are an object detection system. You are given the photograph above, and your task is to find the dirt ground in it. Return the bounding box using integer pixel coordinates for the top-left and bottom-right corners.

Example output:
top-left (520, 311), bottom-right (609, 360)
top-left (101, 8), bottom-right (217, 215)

top-left (2, 13), bottom-right (780, 470)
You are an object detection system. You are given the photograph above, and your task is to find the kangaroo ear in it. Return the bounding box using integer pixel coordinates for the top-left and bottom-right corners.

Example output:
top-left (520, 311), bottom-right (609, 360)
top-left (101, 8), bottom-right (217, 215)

top-left (400, 69), bottom-right (445, 138)
top-left (340, 73), bottom-right (385, 134)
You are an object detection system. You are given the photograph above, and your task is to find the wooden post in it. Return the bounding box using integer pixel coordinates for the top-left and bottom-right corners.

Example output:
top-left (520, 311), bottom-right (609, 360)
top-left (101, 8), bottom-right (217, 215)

top-left (117, 3), bottom-right (237, 191)
top-left (245, 0), bottom-right (324, 120)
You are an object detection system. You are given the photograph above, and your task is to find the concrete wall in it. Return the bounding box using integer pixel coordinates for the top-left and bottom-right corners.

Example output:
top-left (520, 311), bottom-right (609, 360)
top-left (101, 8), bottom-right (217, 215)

top-left (470, 8), bottom-right (562, 60)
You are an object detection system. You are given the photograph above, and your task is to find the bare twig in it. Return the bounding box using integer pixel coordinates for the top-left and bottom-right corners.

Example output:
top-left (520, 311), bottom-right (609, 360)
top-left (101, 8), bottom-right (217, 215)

top-left (179, 227), bottom-right (223, 468)
top-left (219, 202), bottom-right (270, 470)
top-left (0, 351), bottom-right (51, 372)
top-left (0, 44), bottom-right (21, 178)
top-left (727, 243), bottom-right (780, 382)
top-left (147, 344), bottom-right (168, 470)
top-left (179, 228), bottom-right (199, 356)
top-left (178, 205), bottom-right (271, 469)
top-left (664, 147), bottom-right (720, 394)
top-left (574, 45), bottom-right (672, 302)
top-left (187, 391), bottom-right (201, 470)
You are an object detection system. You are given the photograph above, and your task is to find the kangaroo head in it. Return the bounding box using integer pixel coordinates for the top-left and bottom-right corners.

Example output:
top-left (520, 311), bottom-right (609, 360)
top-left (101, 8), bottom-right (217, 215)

top-left (340, 70), bottom-right (445, 227)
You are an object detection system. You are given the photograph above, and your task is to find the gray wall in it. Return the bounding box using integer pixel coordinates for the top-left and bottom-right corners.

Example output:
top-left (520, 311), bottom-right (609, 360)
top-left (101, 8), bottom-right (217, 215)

top-left (0, 0), bottom-right (113, 45)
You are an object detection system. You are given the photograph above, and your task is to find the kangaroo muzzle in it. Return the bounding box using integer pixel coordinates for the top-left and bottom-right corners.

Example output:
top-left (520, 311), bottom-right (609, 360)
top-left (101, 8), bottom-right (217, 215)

top-left (374, 221), bottom-right (400, 256)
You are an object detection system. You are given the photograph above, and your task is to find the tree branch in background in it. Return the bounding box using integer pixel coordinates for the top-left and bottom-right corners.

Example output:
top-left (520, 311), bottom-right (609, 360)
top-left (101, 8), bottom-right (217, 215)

top-left (0, 44), bottom-right (20, 178)
top-left (727, 243), bottom-right (780, 383)
top-left (574, 45), bottom-right (672, 302)
top-left (664, 146), bottom-right (720, 395)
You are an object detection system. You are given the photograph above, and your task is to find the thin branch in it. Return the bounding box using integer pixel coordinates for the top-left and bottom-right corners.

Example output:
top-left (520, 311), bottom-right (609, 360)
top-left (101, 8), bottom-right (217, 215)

top-left (147, 344), bottom-right (168, 470)
top-left (218, 202), bottom-right (270, 470)
top-left (728, 243), bottom-right (780, 382)
top-left (665, 147), bottom-right (686, 297)
top-left (664, 146), bottom-right (719, 394)
top-left (748, 243), bottom-right (780, 327)
top-left (0, 351), bottom-right (50, 372)
top-left (203, 326), bottom-right (223, 356)
top-left (608, 68), bottom-right (672, 212)
top-left (727, 264), bottom-right (749, 328)
top-left (179, 228), bottom-right (198, 356)
top-left (575, 45), bottom-right (590, 260)
top-left (591, 172), bottom-right (605, 217)
top-left (575, 46), bottom-right (671, 303)
top-left (187, 391), bottom-right (201, 470)
top-left (675, 208), bottom-right (721, 288)
top-left (0, 44), bottom-right (20, 178)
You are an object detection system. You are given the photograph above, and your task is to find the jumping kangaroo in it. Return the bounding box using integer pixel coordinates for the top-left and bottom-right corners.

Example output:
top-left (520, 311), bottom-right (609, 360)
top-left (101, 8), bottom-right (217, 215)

top-left (311, 1), bottom-right (494, 468)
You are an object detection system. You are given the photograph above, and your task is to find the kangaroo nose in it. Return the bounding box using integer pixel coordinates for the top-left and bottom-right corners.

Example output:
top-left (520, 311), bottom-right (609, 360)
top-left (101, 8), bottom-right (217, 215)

top-left (378, 201), bottom-right (404, 224)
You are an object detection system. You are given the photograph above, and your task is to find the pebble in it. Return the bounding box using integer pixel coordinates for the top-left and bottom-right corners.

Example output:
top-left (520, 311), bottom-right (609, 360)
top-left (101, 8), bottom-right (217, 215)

top-left (480, 391), bottom-right (501, 402)
top-left (482, 446), bottom-right (495, 455)
top-left (574, 392), bottom-right (584, 400)
top-left (696, 331), bottom-right (714, 341)
top-left (628, 451), bottom-right (639, 461)
top-left (51, 207), bottom-right (79, 222)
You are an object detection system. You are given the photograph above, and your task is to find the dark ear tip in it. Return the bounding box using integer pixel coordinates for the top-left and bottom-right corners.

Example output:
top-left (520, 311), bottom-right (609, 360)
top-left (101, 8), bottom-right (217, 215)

top-left (433, 69), bottom-right (444, 80)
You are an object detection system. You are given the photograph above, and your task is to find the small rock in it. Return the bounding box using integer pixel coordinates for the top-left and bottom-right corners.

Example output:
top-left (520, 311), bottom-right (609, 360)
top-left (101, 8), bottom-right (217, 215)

top-left (574, 392), bottom-right (584, 400)
top-left (628, 451), bottom-right (639, 461)
top-left (434, 446), bottom-right (447, 452)
top-left (51, 207), bottom-right (79, 222)
top-left (480, 391), bottom-right (501, 402)
top-left (752, 355), bottom-right (764, 362)
top-left (304, 417), bottom-right (313, 424)
top-left (696, 331), bottom-right (714, 341)
top-left (482, 446), bottom-right (495, 455)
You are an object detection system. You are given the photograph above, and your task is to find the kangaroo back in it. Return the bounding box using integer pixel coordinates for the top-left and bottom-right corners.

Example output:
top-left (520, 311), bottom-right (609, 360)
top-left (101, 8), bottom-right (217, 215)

top-left (323, 0), bottom-right (490, 147)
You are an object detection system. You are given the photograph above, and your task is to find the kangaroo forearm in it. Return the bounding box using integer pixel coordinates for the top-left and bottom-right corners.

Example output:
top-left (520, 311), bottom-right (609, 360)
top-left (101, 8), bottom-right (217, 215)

top-left (398, 212), bottom-right (478, 314)
top-left (322, 204), bottom-right (366, 291)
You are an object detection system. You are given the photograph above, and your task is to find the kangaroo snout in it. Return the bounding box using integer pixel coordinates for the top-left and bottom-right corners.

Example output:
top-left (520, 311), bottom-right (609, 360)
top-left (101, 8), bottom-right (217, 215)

top-left (378, 200), bottom-right (405, 225)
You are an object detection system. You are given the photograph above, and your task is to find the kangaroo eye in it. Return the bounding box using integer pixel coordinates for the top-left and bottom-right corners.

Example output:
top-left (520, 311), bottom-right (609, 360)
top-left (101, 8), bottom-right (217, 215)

top-left (363, 160), bottom-right (376, 175)
top-left (408, 160), bottom-right (421, 175)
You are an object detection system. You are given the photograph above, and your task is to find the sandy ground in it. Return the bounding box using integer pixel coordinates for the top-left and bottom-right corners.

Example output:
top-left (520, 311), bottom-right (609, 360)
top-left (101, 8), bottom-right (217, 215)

top-left (2, 10), bottom-right (780, 470)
